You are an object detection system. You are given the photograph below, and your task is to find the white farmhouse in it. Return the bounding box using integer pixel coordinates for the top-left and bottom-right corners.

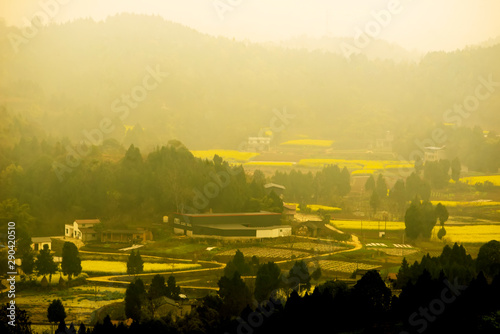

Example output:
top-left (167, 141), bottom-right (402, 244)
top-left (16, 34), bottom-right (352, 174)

top-left (65, 219), bottom-right (101, 242)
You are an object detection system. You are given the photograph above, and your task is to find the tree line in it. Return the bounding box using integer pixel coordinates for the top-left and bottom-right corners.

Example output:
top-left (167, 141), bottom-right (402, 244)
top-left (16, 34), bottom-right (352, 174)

top-left (1, 139), bottom-right (323, 236)
top-left (271, 164), bottom-right (351, 207)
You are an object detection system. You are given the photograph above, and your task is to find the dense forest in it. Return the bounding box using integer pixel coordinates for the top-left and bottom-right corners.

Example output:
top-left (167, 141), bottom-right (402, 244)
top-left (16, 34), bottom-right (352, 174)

top-left (0, 137), bottom-right (354, 236)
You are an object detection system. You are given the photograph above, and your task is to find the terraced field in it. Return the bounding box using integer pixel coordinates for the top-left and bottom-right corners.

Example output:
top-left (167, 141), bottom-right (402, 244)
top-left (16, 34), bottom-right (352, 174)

top-left (316, 260), bottom-right (381, 273)
top-left (273, 242), bottom-right (348, 253)
top-left (216, 247), bottom-right (310, 259)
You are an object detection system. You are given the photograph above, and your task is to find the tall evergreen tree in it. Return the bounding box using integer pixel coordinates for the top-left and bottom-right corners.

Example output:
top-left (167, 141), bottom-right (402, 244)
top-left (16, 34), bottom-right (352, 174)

top-left (61, 242), bottom-right (82, 280)
top-left (35, 244), bottom-right (58, 283)
top-left (127, 250), bottom-right (144, 275)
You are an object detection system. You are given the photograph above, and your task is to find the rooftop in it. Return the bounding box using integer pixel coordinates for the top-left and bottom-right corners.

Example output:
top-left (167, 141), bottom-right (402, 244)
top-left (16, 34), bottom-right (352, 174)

top-left (197, 223), bottom-right (290, 230)
top-left (264, 183), bottom-right (286, 190)
top-left (175, 212), bottom-right (281, 217)
top-left (102, 229), bottom-right (148, 234)
top-left (75, 219), bottom-right (101, 224)
top-left (32, 237), bottom-right (52, 243)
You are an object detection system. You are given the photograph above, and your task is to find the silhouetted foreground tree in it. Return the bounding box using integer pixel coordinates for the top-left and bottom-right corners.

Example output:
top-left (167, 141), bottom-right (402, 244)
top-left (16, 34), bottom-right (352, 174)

top-left (0, 303), bottom-right (34, 334)
top-left (80, 240), bottom-right (500, 334)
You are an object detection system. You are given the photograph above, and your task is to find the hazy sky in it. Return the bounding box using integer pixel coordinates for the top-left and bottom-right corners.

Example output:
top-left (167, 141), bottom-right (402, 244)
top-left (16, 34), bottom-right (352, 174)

top-left (1, 0), bottom-right (500, 52)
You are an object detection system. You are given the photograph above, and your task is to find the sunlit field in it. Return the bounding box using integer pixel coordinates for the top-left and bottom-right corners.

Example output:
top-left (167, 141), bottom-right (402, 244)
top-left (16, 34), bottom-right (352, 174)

top-left (297, 159), bottom-right (413, 171)
top-left (430, 200), bottom-right (500, 207)
top-left (191, 150), bottom-right (260, 162)
top-left (307, 204), bottom-right (342, 212)
top-left (81, 260), bottom-right (202, 275)
top-left (460, 175), bottom-right (500, 186)
top-left (279, 139), bottom-right (334, 147)
top-left (332, 220), bottom-right (500, 244)
top-left (351, 169), bottom-right (376, 175)
top-left (316, 260), bottom-right (380, 273)
top-left (286, 203), bottom-right (342, 213)
top-left (216, 247), bottom-right (310, 259)
top-left (431, 225), bottom-right (500, 244)
top-left (331, 220), bottom-right (406, 231)
top-left (244, 161), bottom-right (295, 166)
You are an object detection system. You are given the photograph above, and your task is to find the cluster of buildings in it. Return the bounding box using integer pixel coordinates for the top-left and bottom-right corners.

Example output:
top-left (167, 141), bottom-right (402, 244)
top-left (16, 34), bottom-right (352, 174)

top-left (25, 183), bottom-right (307, 247)
top-left (166, 211), bottom-right (292, 239)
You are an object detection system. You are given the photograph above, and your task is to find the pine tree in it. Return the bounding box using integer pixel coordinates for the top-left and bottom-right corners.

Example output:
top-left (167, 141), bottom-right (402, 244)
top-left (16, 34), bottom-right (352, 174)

top-left (127, 250), bottom-right (144, 275)
top-left (35, 244), bottom-right (58, 283)
top-left (61, 242), bottom-right (82, 280)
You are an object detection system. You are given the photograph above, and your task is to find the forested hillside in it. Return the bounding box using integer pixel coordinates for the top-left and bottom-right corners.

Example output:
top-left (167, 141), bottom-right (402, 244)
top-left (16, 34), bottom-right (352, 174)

top-left (1, 14), bottom-right (500, 152)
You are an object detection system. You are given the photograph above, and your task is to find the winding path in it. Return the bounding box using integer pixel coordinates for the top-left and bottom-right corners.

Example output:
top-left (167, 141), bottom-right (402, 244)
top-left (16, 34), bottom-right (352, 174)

top-left (83, 232), bottom-right (362, 288)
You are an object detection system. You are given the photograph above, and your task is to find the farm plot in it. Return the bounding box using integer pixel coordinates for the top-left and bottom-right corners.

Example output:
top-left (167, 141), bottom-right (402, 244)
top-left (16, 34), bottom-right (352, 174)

top-left (297, 159), bottom-right (413, 171)
top-left (280, 139), bottom-right (334, 147)
top-left (431, 225), bottom-right (500, 244)
top-left (244, 161), bottom-right (295, 167)
top-left (332, 220), bottom-right (406, 231)
top-left (430, 200), bottom-right (500, 207)
top-left (460, 175), bottom-right (500, 186)
top-left (216, 247), bottom-right (310, 260)
top-left (81, 260), bottom-right (201, 275)
top-left (317, 260), bottom-right (381, 273)
top-left (274, 242), bottom-right (348, 253)
top-left (191, 150), bottom-right (259, 162)
top-left (369, 248), bottom-right (419, 257)
top-left (9, 286), bottom-right (126, 324)
top-left (284, 203), bottom-right (342, 213)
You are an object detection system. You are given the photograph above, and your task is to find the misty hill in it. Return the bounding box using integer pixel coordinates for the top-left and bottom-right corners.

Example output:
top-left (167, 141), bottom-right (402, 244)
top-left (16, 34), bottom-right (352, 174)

top-left (1, 14), bottom-right (500, 152)
top-left (272, 35), bottom-right (422, 63)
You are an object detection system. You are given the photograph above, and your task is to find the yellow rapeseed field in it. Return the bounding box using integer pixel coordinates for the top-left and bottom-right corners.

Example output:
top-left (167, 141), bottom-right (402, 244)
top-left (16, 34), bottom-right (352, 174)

top-left (331, 220), bottom-right (406, 231)
top-left (244, 161), bottom-right (295, 166)
top-left (431, 225), bottom-right (500, 244)
top-left (279, 139), bottom-right (334, 147)
top-left (191, 150), bottom-right (260, 162)
top-left (307, 204), bottom-right (342, 212)
top-left (431, 200), bottom-right (500, 207)
top-left (460, 175), bottom-right (500, 186)
top-left (297, 159), bottom-right (413, 171)
top-left (331, 221), bottom-right (500, 244)
top-left (81, 260), bottom-right (201, 275)
top-left (285, 203), bottom-right (342, 212)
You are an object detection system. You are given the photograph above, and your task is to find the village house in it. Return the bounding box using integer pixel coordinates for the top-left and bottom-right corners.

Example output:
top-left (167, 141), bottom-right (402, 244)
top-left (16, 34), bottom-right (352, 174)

top-left (65, 219), bottom-right (101, 242)
top-left (31, 236), bottom-right (52, 251)
top-left (283, 203), bottom-right (297, 222)
top-left (264, 183), bottom-right (286, 197)
top-left (100, 228), bottom-right (153, 243)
